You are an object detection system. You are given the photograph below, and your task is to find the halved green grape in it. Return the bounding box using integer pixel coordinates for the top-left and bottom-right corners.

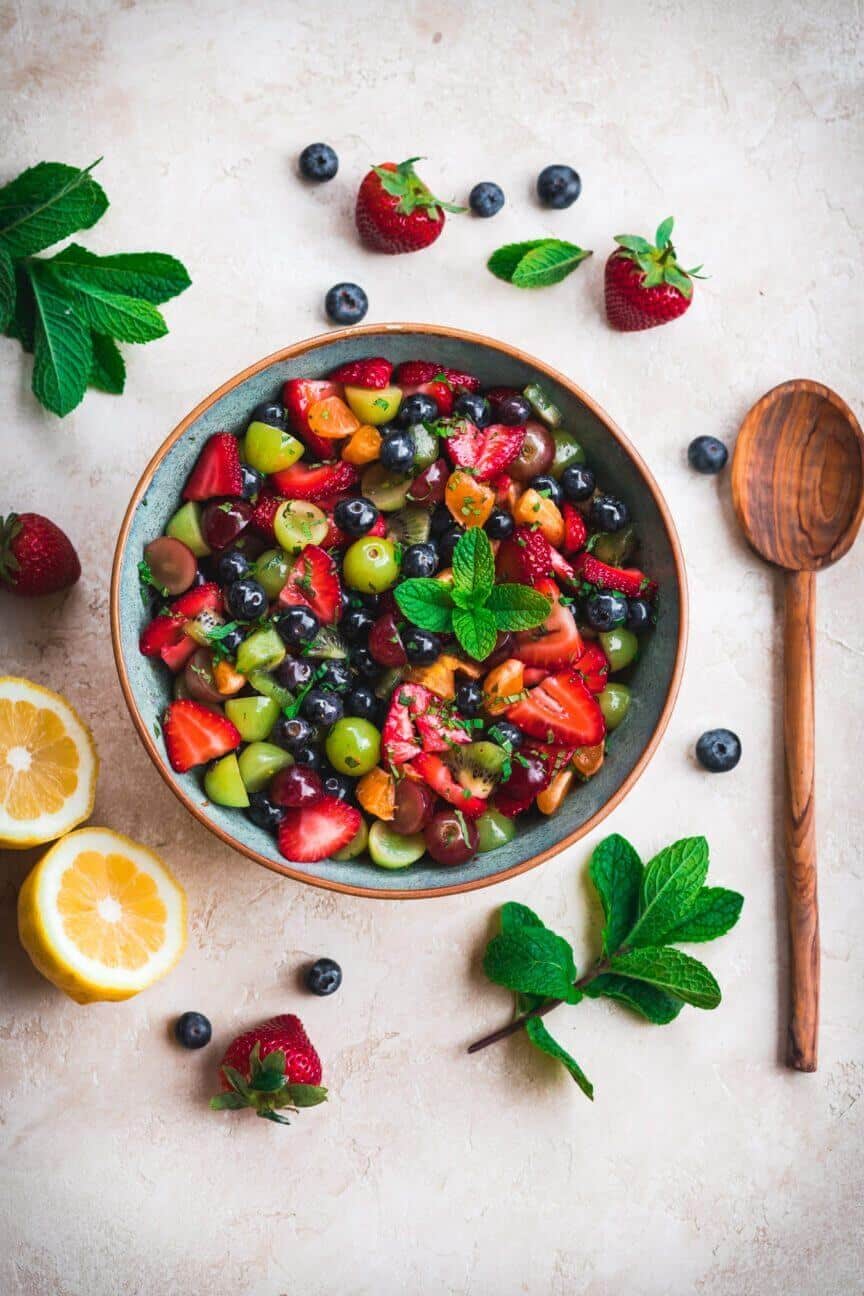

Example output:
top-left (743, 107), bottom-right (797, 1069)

top-left (273, 500), bottom-right (328, 553)
top-left (523, 382), bottom-right (563, 428)
top-left (204, 753), bottom-right (250, 808)
top-left (166, 501), bottom-right (211, 557)
top-left (332, 817), bottom-right (369, 861)
top-left (476, 808), bottom-right (517, 853)
top-left (238, 741), bottom-right (293, 792)
top-left (224, 695), bottom-right (280, 742)
top-left (360, 463), bottom-right (412, 512)
top-left (591, 524), bottom-right (637, 565)
top-left (343, 536), bottom-right (400, 593)
top-left (254, 548), bottom-right (292, 599)
top-left (325, 717), bottom-right (381, 776)
top-left (344, 384), bottom-right (403, 425)
top-left (599, 628), bottom-right (639, 672)
top-left (244, 421), bottom-right (304, 474)
top-left (550, 430), bottom-right (586, 479)
top-left (368, 821), bottom-right (426, 869)
top-left (246, 670), bottom-right (294, 708)
top-left (598, 683), bottom-right (631, 730)
top-left (236, 626), bottom-right (286, 676)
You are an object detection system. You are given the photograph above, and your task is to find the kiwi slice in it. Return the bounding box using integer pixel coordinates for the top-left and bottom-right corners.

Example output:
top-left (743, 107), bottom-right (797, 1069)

top-left (304, 625), bottom-right (348, 659)
top-left (368, 821), bottom-right (426, 869)
top-left (447, 741), bottom-right (508, 797)
top-left (361, 463), bottom-right (413, 512)
top-left (386, 506), bottom-right (431, 547)
top-left (524, 382), bottom-right (563, 428)
top-left (410, 423), bottom-right (438, 470)
top-left (246, 669), bottom-right (294, 709)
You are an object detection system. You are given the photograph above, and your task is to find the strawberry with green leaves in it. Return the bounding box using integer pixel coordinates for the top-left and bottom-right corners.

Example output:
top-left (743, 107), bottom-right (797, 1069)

top-left (355, 159), bottom-right (464, 254)
top-left (0, 512), bottom-right (80, 596)
top-left (604, 217), bottom-right (704, 332)
top-left (210, 1014), bottom-right (327, 1127)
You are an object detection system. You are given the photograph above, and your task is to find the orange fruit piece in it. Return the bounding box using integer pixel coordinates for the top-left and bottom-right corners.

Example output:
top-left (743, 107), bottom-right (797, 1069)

top-left (406, 659), bottom-right (456, 699)
top-left (445, 470), bottom-right (495, 529)
top-left (513, 489), bottom-right (565, 547)
top-left (213, 659), bottom-right (246, 695)
top-left (536, 769), bottom-right (574, 815)
top-left (341, 424), bottom-right (382, 464)
top-left (483, 658), bottom-right (525, 715)
top-left (573, 743), bottom-right (605, 779)
top-left (308, 396), bottom-right (361, 439)
top-left (355, 766), bottom-right (396, 820)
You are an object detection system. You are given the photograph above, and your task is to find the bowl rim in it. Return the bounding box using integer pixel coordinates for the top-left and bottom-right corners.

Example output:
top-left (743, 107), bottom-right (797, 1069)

top-left (110, 322), bottom-right (689, 900)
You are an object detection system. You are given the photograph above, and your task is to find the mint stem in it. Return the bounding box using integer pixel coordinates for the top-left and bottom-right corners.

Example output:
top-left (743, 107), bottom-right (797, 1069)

top-left (466, 957), bottom-right (612, 1054)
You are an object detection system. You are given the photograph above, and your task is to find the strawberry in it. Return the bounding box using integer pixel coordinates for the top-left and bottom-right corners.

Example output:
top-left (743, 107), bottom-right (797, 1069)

top-left (407, 752), bottom-right (487, 817)
top-left (514, 579), bottom-right (582, 670)
top-left (169, 582), bottom-right (224, 617)
top-left (445, 423), bottom-right (525, 481)
top-left (212, 1014), bottom-right (326, 1127)
top-left (328, 357), bottom-right (393, 389)
top-left (573, 552), bottom-right (658, 600)
top-left (163, 699), bottom-right (241, 772)
top-left (0, 512), bottom-right (80, 597)
top-left (394, 361), bottom-right (480, 392)
top-left (278, 545), bottom-right (342, 623)
top-left (282, 378), bottom-right (339, 461)
top-left (562, 503), bottom-right (588, 554)
top-left (604, 217), bottom-right (704, 332)
top-left (182, 433), bottom-right (243, 501)
top-left (270, 460), bottom-right (358, 500)
top-left (507, 671), bottom-right (605, 748)
top-left (402, 379), bottom-right (455, 416)
top-left (159, 636), bottom-right (197, 673)
top-left (495, 527), bottom-right (554, 584)
top-left (381, 683), bottom-right (430, 764)
top-left (573, 641), bottom-right (609, 694)
top-left (278, 796), bottom-right (361, 862)
top-left (249, 493), bottom-right (284, 539)
top-left (139, 613), bottom-right (184, 657)
top-left (355, 159), bottom-right (463, 254)
top-left (415, 705), bottom-right (472, 754)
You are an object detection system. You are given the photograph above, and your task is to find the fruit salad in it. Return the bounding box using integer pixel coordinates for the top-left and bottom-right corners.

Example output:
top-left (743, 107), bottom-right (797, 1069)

top-left (137, 356), bottom-right (657, 869)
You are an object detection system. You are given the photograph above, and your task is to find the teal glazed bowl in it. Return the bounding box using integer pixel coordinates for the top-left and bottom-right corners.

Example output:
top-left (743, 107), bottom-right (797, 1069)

top-left (111, 324), bottom-right (687, 899)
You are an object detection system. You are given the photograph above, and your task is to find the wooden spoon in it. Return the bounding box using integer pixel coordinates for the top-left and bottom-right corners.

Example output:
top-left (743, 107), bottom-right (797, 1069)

top-left (732, 379), bottom-right (864, 1071)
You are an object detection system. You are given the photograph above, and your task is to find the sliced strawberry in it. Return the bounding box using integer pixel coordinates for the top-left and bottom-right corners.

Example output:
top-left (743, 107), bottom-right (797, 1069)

top-left (515, 580), bottom-right (583, 671)
top-left (170, 582), bottom-right (224, 617)
top-left (160, 636), bottom-right (197, 672)
top-left (495, 527), bottom-right (554, 584)
top-left (493, 742), bottom-right (574, 817)
top-left (573, 552), bottom-right (658, 600)
top-left (278, 796), bottom-right (362, 863)
top-left (407, 752), bottom-right (487, 817)
top-left (414, 703), bottom-right (472, 754)
top-left (562, 503), bottom-right (588, 554)
top-left (250, 493), bottom-right (284, 539)
top-left (394, 361), bottom-right (480, 392)
top-left (270, 461), bottom-right (358, 501)
top-left (139, 613), bottom-right (183, 657)
top-left (400, 379), bottom-right (455, 417)
top-left (282, 378), bottom-right (339, 460)
top-left (382, 683), bottom-right (431, 765)
top-left (182, 434), bottom-right (243, 502)
top-left (369, 612), bottom-right (407, 667)
top-left (573, 641), bottom-right (608, 694)
top-left (328, 357), bottom-right (393, 389)
top-left (163, 699), bottom-right (241, 772)
top-left (278, 546), bottom-right (341, 623)
top-left (522, 667), bottom-right (548, 687)
top-left (446, 422), bottom-right (525, 481)
top-left (507, 671), bottom-right (605, 748)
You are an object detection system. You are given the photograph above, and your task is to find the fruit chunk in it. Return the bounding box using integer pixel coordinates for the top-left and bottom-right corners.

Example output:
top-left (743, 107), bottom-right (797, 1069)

top-left (573, 641), bottom-right (609, 693)
top-left (282, 377), bottom-right (340, 460)
top-left (278, 545), bottom-right (342, 623)
top-left (238, 741), bottom-right (292, 792)
top-left (598, 683), bottom-right (631, 730)
top-left (224, 695), bottom-right (280, 741)
top-left (408, 753), bottom-right (487, 817)
top-left (395, 361), bottom-right (480, 392)
top-left (271, 461), bottom-right (358, 501)
top-left (244, 421), bottom-right (305, 473)
top-left (513, 489), bottom-right (565, 547)
top-left (447, 741), bottom-right (507, 796)
top-left (166, 501), bottom-right (211, 558)
top-left (253, 548), bottom-right (291, 598)
top-left (326, 717), bottom-right (381, 776)
top-left (482, 658), bottom-right (525, 715)
top-left (424, 809), bottom-right (479, 865)
top-left (391, 779), bottom-right (436, 835)
top-left (332, 817), bottom-right (369, 861)
top-left (143, 536), bottom-right (197, 596)
top-left (343, 537), bottom-right (400, 593)
top-left (344, 384), bottom-right (403, 426)
top-left (355, 766), bottom-right (396, 820)
top-left (515, 580), bottom-right (582, 670)
top-left (476, 808), bottom-right (516, 853)
top-left (308, 396), bottom-right (361, 439)
top-left (507, 671), bottom-right (606, 748)
top-left (562, 503), bottom-right (588, 554)
top-left (572, 552), bottom-right (657, 600)
top-left (495, 527), bottom-right (553, 584)
top-left (182, 433), bottom-right (243, 501)
top-left (17, 826), bottom-right (186, 1003)
top-left (368, 821), bottom-right (426, 869)
top-left (163, 700), bottom-right (241, 773)
top-left (445, 470), bottom-right (495, 528)
top-left (277, 796), bottom-right (362, 863)
top-left (0, 676), bottom-right (98, 848)
top-left (235, 627), bottom-right (286, 677)
top-left (329, 357), bottom-right (394, 389)
top-left (573, 742), bottom-right (605, 779)
top-left (446, 423), bottom-right (525, 481)
top-left (360, 463), bottom-right (412, 512)
top-left (273, 501), bottom-right (329, 553)
top-left (536, 769), bottom-right (574, 815)
top-left (523, 383), bottom-right (562, 428)
top-left (599, 628), bottom-right (638, 672)
top-left (341, 424), bottom-right (383, 464)
top-left (204, 753), bottom-right (250, 807)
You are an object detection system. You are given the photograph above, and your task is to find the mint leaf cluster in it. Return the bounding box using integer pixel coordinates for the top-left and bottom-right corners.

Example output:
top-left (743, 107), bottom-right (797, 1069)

top-left (394, 528), bottom-right (550, 660)
top-left (0, 160), bottom-right (191, 416)
top-left (470, 833), bottom-right (743, 1100)
top-left (488, 238), bottom-right (593, 289)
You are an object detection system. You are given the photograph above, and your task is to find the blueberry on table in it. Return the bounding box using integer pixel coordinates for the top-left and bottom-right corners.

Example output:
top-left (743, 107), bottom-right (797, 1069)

top-left (299, 142), bottom-right (339, 182)
top-left (696, 729), bottom-right (742, 773)
top-left (325, 282), bottom-right (368, 325)
top-left (688, 436), bottom-right (729, 474)
top-left (537, 164), bottom-right (582, 208)
top-left (496, 393), bottom-right (532, 426)
top-left (454, 392), bottom-right (491, 427)
top-left (469, 181), bottom-right (505, 218)
top-left (246, 793), bottom-right (286, 832)
top-left (589, 495), bottom-right (630, 532)
top-left (584, 591), bottom-right (628, 632)
top-left (174, 1011), bottom-right (212, 1049)
top-left (306, 957), bottom-right (343, 996)
top-left (561, 464), bottom-right (596, 502)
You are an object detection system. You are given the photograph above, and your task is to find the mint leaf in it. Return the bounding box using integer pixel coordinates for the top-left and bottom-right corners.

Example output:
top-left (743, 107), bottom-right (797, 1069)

top-left (0, 160), bottom-right (107, 258)
top-left (583, 974), bottom-right (684, 1024)
top-left (47, 244), bottom-right (191, 303)
top-left (510, 240), bottom-right (593, 289)
top-left (0, 246), bottom-right (14, 332)
top-left (452, 605), bottom-right (497, 661)
top-left (525, 1018), bottom-right (594, 1100)
top-left (394, 578), bottom-right (454, 632)
top-left (627, 836), bottom-right (709, 948)
top-left (89, 332), bottom-right (125, 394)
top-left (4, 264), bottom-right (34, 349)
top-left (487, 239), bottom-right (549, 283)
top-left (48, 268), bottom-right (168, 343)
top-left (485, 583), bottom-right (551, 631)
top-left (500, 901), bottom-right (547, 933)
top-left (608, 946), bottom-right (721, 1010)
top-left (483, 927), bottom-right (581, 1003)
top-left (588, 833), bottom-right (643, 956)
top-left (28, 264), bottom-right (92, 416)
top-left (665, 887), bottom-right (744, 944)
top-left (451, 527), bottom-right (495, 605)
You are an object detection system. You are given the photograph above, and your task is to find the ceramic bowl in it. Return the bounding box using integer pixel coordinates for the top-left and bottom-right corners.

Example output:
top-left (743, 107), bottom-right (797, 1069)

top-left (111, 324), bottom-right (687, 898)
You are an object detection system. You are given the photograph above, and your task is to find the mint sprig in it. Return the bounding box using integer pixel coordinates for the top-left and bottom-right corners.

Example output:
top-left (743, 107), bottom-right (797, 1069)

top-left (467, 833), bottom-right (743, 1100)
top-left (393, 529), bottom-right (550, 660)
top-left (0, 159), bottom-right (190, 416)
top-left (488, 238), bottom-right (593, 289)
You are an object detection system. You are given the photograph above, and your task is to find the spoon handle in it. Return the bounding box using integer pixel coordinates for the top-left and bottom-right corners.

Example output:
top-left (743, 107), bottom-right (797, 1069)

top-left (784, 569), bottom-right (820, 1071)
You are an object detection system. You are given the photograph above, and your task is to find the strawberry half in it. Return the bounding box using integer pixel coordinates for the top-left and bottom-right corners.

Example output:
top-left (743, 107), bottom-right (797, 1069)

top-left (249, 493), bottom-right (284, 539)
top-left (445, 423), bottom-right (525, 481)
top-left (394, 361), bottom-right (480, 392)
top-left (514, 580), bottom-right (582, 670)
top-left (282, 378), bottom-right (339, 461)
top-left (139, 613), bottom-right (184, 657)
top-left (573, 552), bottom-right (657, 600)
top-left (270, 461), bottom-right (358, 501)
top-left (381, 683), bottom-right (431, 764)
top-left (355, 159), bottom-right (463, 255)
top-left (562, 503), bottom-right (588, 554)
top-left (573, 641), bottom-right (609, 694)
top-left (495, 527), bottom-right (554, 584)
top-left (182, 434), bottom-right (243, 501)
top-left (278, 545), bottom-right (342, 623)
top-left (328, 357), bottom-right (393, 389)
top-left (170, 582), bottom-right (224, 617)
top-left (407, 752), bottom-right (487, 817)
top-left (160, 636), bottom-right (197, 672)
top-left (278, 797), bottom-right (362, 863)
top-left (163, 699), bottom-right (241, 772)
top-left (415, 705), bottom-right (472, 754)
top-left (507, 671), bottom-right (605, 749)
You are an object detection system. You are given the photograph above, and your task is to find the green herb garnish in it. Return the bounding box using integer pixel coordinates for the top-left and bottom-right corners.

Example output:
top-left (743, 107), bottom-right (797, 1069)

top-left (137, 558), bottom-right (168, 604)
top-left (487, 238), bottom-right (593, 290)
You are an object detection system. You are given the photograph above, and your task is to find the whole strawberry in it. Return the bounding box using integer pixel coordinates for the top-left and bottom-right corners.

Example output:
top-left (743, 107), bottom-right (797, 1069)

top-left (355, 158), bottom-right (464, 254)
top-left (0, 512), bottom-right (81, 596)
top-left (604, 217), bottom-right (704, 332)
top-left (210, 1014), bottom-right (327, 1127)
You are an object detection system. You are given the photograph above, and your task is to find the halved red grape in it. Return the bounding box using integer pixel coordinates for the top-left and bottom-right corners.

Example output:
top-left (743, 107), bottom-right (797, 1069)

top-left (183, 649), bottom-right (224, 704)
top-left (408, 457), bottom-right (449, 507)
top-left (424, 809), bottom-right (479, 865)
top-left (392, 779), bottom-right (436, 835)
top-left (270, 764), bottom-right (323, 808)
top-left (509, 421), bottom-right (555, 482)
top-left (143, 536), bottom-right (197, 595)
top-left (369, 612), bottom-right (407, 667)
top-left (201, 498), bottom-right (252, 550)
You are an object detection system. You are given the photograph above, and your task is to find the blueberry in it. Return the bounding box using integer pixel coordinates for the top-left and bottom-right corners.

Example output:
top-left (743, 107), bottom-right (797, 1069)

top-left (246, 793), bottom-right (286, 832)
top-left (271, 714), bottom-right (314, 751)
top-left (438, 525), bottom-right (465, 564)
top-left (174, 1011), bottom-right (212, 1050)
top-left (530, 474), bottom-right (563, 506)
top-left (537, 164), bottom-right (581, 209)
top-left (696, 729), bottom-right (742, 773)
top-left (226, 578), bottom-right (267, 620)
top-left (485, 509), bottom-right (515, 541)
top-left (430, 505), bottom-right (454, 538)
top-left (688, 436), bottom-right (729, 474)
top-left (487, 719), bottom-right (523, 749)
top-left (302, 688), bottom-right (343, 726)
top-left (341, 607), bottom-right (375, 642)
top-left (584, 591), bottom-right (628, 632)
top-left (401, 542), bottom-right (438, 578)
top-left (403, 628), bottom-right (440, 664)
top-left (626, 598), bottom-right (654, 634)
top-left (216, 549), bottom-right (250, 584)
top-left (350, 647), bottom-right (381, 682)
top-left (398, 392), bottom-right (438, 426)
top-left (305, 957), bottom-right (342, 996)
top-left (251, 401), bottom-right (286, 429)
top-left (456, 681), bottom-right (483, 716)
top-left (277, 656), bottom-right (315, 692)
top-left (344, 685), bottom-right (376, 720)
top-left (469, 181), bottom-right (505, 218)
top-left (561, 464), bottom-right (596, 502)
top-left (317, 659), bottom-right (352, 693)
top-left (497, 393), bottom-right (532, 426)
top-left (299, 142), bottom-right (339, 182)
top-left (322, 772), bottom-right (352, 801)
top-left (219, 625), bottom-right (245, 655)
top-left (325, 282), bottom-right (368, 325)
top-left (240, 463), bottom-right (265, 500)
top-left (380, 429), bottom-right (415, 472)
top-left (291, 743), bottom-right (323, 771)
top-left (274, 605), bottom-right (320, 646)
top-left (334, 496), bottom-right (380, 537)
top-left (454, 392), bottom-right (492, 427)
top-left (589, 495), bottom-right (630, 532)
